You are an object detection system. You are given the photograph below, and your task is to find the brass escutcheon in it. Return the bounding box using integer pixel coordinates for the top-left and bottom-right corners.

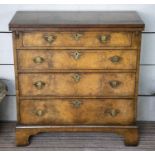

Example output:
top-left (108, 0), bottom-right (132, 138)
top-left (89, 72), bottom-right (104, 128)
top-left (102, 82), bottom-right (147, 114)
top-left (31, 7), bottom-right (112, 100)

top-left (72, 33), bottom-right (83, 41)
top-left (35, 109), bottom-right (45, 117)
top-left (71, 100), bottom-right (82, 108)
top-left (72, 73), bottom-right (81, 82)
top-left (33, 81), bottom-right (46, 89)
top-left (33, 56), bottom-right (44, 64)
top-left (110, 55), bottom-right (121, 63)
top-left (71, 51), bottom-right (81, 60)
top-left (44, 34), bottom-right (56, 43)
top-left (99, 34), bottom-right (110, 43)
top-left (109, 80), bottom-right (121, 88)
top-left (105, 109), bottom-right (120, 117)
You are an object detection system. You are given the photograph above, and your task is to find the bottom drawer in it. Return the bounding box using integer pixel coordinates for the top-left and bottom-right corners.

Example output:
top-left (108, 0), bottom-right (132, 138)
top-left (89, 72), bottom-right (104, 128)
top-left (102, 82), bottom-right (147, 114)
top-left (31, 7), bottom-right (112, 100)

top-left (19, 99), bottom-right (135, 125)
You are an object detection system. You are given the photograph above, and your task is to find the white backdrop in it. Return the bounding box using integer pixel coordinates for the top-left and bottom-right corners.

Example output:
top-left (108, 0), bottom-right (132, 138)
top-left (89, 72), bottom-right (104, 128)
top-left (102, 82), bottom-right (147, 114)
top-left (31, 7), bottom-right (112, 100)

top-left (0, 4), bottom-right (155, 121)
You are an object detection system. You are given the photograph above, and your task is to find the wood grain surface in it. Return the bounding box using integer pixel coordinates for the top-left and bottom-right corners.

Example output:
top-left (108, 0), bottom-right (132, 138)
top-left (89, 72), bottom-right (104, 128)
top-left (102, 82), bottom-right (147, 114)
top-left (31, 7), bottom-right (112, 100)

top-left (18, 73), bottom-right (136, 97)
top-left (9, 11), bottom-right (144, 30)
top-left (22, 31), bottom-right (132, 47)
top-left (17, 49), bottom-right (137, 70)
top-left (10, 11), bottom-right (143, 146)
top-left (19, 99), bottom-right (135, 125)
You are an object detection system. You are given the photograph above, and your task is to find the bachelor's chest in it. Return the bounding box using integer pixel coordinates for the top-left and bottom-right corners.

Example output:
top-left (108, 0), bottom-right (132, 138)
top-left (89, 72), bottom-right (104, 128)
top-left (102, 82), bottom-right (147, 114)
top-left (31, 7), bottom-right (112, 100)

top-left (9, 11), bottom-right (144, 146)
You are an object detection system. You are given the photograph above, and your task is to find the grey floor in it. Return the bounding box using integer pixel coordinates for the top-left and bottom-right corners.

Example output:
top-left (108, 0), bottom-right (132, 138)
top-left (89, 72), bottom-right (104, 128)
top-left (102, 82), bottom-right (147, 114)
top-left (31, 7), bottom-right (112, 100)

top-left (0, 122), bottom-right (155, 151)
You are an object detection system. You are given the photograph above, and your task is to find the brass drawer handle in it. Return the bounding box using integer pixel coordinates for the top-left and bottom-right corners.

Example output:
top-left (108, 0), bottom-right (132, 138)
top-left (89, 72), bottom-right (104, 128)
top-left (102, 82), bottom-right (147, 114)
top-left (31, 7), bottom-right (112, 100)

top-left (44, 34), bottom-right (56, 43)
top-left (71, 51), bottom-right (81, 60)
top-left (72, 73), bottom-right (81, 82)
top-left (72, 33), bottom-right (83, 41)
top-left (33, 56), bottom-right (44, 64)
top-left (71, 100), bottom-right (82, 108)
top-left (109, 80), bottom-right (121, 88)
top-left (35, 109), bottom-right (46, 117)
top-left (110, 56), bottom-right (122, 63)
top-left (33, 81), bottom-right (46, 89)
top-left (99, 35), bottom-right (110, 43)
top-left (105, 109), bottom-right (120, 117)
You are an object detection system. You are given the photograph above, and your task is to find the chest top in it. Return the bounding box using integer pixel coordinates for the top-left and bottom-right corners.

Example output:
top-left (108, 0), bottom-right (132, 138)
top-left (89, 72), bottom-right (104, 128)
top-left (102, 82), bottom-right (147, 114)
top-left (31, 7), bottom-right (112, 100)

top-left (9, 11), bottom-right (144, 30)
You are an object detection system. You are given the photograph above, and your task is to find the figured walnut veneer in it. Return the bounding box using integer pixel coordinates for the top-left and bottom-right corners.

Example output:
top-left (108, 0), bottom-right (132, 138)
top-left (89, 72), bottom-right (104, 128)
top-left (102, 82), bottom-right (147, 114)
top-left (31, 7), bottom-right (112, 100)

top-left (9, 11), bottom-right (144, 146)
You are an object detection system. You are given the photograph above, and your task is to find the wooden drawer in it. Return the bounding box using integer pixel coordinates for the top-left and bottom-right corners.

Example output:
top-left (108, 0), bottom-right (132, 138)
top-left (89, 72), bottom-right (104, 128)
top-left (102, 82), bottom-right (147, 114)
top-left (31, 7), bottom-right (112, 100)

top-left (19, 73), bottom-right (135, 97)
top-left (17, 49), bottom-right (137, 70)
top-left (20, 99), bottom-right (135, 125)
top-left (22, 31), bottom-right (132, 47)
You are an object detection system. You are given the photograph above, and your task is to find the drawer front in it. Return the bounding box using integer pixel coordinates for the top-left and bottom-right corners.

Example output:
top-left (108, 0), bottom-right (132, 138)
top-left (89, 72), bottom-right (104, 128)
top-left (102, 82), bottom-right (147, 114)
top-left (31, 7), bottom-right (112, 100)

top-left (19, 73), bottom-right (135, 97)
top-left (18, 50), bottom-right (137, 70)
top-left (20, 99), bottom-right (135, 125)
top-left (22, 31), bottom-right (132, 47)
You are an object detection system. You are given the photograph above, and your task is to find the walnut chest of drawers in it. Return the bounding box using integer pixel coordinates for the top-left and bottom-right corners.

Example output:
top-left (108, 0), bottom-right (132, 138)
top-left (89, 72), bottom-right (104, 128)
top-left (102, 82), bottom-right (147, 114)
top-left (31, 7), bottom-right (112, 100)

top-left (9, 11), bottom-right (144, 146)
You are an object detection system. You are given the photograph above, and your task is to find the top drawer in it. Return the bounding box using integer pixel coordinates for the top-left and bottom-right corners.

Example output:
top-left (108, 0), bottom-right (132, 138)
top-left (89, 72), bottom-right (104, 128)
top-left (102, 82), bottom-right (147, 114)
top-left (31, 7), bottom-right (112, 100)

top-left (21, 31), bottom-right (133, 48)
